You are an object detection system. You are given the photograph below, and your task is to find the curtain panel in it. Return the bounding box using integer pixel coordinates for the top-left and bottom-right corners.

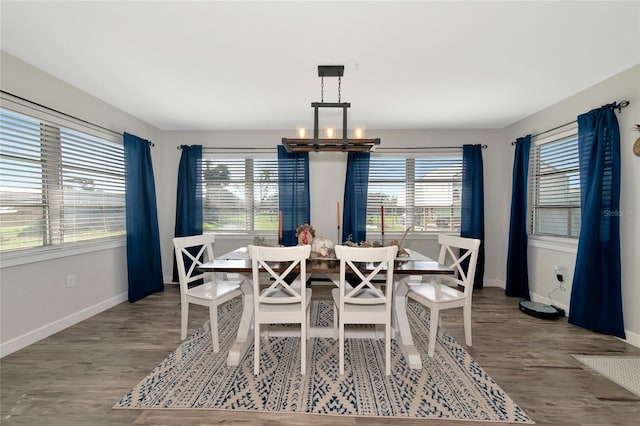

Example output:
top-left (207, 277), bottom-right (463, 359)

top-left (277, 145), bottom-right (310, 246)
top-left (506, 135), bottom-right (531, 299)
top-left (172, 145), bottom-right (203, 282)
top-left (461, 144), bottom-right (485, 289)
top-left (124, 132), bottom-right (164, 302)
top-left (342, 152), bottom-right (370, 244)
top-left (569, 103), bottom-right (624, 338)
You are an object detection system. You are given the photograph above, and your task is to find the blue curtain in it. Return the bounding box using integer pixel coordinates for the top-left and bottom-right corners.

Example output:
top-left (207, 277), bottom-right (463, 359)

top-left (124, 132), bottom-right (163, 303)
top-left (342, 152), bottom-right (370, 244)
top-left (277, 145), bottom-right (310, 246)
top-left (461, 144), bottom-right (485, 289)
top-left (569, 103), bottom-right (624, 338)
top-left (172, 145), bottom-right (203, 282)
top-left (506, 135), bottom-right (531, 299)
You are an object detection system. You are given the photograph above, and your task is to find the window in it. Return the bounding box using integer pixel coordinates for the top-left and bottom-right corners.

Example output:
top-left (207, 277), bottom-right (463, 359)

top-left (367, 154), bottom-right (462, 233)
top-left (202, 155), bottom-right (278, 232)
top-left (0, 96), bottom-right (125, 253)
top-left (529, 129), bottom-right (581, 238)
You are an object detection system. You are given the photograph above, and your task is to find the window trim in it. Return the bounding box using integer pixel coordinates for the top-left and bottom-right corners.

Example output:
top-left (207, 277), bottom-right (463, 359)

top-left (528, 235), bottom-right (578, 254)
top-left (0, 236), bottom-right (125, 268)
top-left (528, 127), bottom-right (580, 240)
top-left (368, 151), bottom-right (463, 235)
top-left (0, 93), bottom-right (125, 262)
top-left (201, 153), bottom-right (279, 234)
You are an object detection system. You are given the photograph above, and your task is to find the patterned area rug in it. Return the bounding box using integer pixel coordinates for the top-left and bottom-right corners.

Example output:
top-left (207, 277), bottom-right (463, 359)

top-left (115, 299), bottom-right (533, 423)
top-left (573, 355), bottom-right (640, 397)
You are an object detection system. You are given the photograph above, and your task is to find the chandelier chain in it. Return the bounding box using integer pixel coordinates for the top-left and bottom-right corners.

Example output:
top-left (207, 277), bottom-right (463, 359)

top-left (338, 76), bottom-right (342, 103)
top-left (321, 76), bottom-right (324, 103)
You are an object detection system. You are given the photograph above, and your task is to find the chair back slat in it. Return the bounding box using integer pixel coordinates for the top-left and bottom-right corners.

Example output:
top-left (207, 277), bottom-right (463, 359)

top-left (437, 234), bottom-right (481, 294)
top-left (248, 245), bottom-right (311, 304)
top-left (173, 234), bottom-right (216, 293)
top-left (335, 245), bottom-right (398, 306)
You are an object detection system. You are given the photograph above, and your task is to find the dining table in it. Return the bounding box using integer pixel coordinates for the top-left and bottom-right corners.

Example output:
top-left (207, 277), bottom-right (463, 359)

top-left (199, 246), bottom-right (454, 370)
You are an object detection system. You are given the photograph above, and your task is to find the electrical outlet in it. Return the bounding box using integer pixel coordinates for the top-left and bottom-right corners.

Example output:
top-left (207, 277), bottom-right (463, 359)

top-left (554, 266), bottom-right (565, 283)
top-left (66, 274), bottom-right (76, 288)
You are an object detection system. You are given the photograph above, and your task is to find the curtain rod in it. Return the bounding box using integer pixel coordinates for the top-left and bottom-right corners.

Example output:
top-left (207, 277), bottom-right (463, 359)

top-left (377, 145), bottom-right (488, 150)
top-left (178, 145), bottom-right (488, 150)
top-left (0, 90), bottom-right (154, 146)
top-left (178, 145), bottom-right (275, 151)
top-left (511, 100), bottom-right (630, 145)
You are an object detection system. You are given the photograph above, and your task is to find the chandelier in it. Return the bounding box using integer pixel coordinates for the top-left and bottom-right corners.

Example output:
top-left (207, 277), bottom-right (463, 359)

top-left (281, 65), bottom-right (381, 152)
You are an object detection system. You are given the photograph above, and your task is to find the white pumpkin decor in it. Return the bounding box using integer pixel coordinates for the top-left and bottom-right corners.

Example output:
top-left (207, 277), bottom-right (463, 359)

top-left (311, 236), bottom-right (334, 257)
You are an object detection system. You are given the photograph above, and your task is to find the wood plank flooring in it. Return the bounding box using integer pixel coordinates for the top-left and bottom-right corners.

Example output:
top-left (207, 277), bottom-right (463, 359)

top-left (2, 285), bottom-right (639, 425)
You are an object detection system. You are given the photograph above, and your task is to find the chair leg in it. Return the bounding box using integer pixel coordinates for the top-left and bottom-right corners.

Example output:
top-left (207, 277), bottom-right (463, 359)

top-left (333, 304), bottom-right (338, 333)
top-left (339, 315), bottom-right (345, 375)
top-left (301, 315), bottom-right (306, 375)
top-left (385, 322), bottom-right (391, 376)
top-left (254, 322), bottom-right (260, 376)
top-left (209, 305), bottom-right (219, 353)
top-left (463, 305), bottom-right (472, 347)
top-left (180, 301), bottom-right (189, 341)
top-left (428, 308), bottom-right (440, 357)
top-left (307, 307), bottom-right (311, 341)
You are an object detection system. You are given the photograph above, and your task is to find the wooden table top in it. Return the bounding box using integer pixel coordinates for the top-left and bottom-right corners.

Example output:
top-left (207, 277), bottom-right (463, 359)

top-left (200, 246), bottom-right (453, 275)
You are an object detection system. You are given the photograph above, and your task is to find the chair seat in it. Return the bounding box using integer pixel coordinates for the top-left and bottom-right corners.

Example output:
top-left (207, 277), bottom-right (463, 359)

top-left (331, 288), bottom-right (387, 322)
top-left (258, 290), bottom-right (312, 315)
top-left (186, 280), bottom-right (242, 301)
top-left (408, 281), bottom-right (465, 304)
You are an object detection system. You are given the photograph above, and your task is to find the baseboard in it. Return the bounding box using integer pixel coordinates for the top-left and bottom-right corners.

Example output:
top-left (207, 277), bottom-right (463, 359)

top-left (0, 292), bottom-right (128, 358)
top-left (483, 278), bottom-right (505, 288)
top-left (530, 290), bottom-right (569, 313)
top-left (622, 330), bottom-right (640, 349)
top-left (529, 291), bottom-right (640, 350)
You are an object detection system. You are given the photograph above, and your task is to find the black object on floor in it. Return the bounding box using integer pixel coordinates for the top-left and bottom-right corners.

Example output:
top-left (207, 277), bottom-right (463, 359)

top-left (519, 300), bottom-right (560, 320)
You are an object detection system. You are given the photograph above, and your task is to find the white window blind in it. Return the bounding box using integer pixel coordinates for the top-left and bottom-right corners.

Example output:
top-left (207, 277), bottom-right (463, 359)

top-left (202, 156), bottom-right (278, 232)
top-left (0, 97), bottom-right (125, 253)
top-left (368, 154), bottom-right (462, 233)
top-left (529, 130), bottom-right (581, 238)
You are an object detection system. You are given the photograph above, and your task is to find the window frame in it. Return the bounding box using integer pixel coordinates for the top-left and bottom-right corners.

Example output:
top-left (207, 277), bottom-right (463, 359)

top-left (367, 150), bottom-right (463, 236)
top-left (200, 151), bottom-right (279, 235)
top-left (528, 127), bottom-right (581, 244)
top-left (0, 93), bottom-right (126, 267)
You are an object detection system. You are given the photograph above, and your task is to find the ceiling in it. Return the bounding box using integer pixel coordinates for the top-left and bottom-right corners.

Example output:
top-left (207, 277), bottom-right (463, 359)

top-left (1, 1), bottom-right (639, 131)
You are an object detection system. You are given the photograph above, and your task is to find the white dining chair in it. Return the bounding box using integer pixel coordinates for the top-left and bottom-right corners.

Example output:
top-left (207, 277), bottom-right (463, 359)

top-left (407, 234), bottom-right (481, 357)
top-left (248, 244), bottom-right (312, 375)
top-left (173, 234), bottom-right (243, 353)
top-left (332, 244), bottom-right (398, 375)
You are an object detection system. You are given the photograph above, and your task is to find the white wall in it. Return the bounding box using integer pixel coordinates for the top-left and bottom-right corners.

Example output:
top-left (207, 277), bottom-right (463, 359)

top-left (504, 64), bottom-right (640, 346)
top-left (0, 52), bottom-right (164, 356)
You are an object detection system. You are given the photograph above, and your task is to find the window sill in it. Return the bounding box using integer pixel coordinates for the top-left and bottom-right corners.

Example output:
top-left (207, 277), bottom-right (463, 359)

top-left (0, 238), bottom-right (126, 268)
top-left (528, 236), bottom-right (578, 254)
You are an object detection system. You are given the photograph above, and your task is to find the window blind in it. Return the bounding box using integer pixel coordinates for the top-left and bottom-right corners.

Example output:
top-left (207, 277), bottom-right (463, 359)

top-left (202, 157), bottom-right (279, 232)
top-left (368, 155), bottom-right (462, 233)
top-left (529, 131), bottom-right (581, 238)
top-left (0, 99), bottom-right (125, 252)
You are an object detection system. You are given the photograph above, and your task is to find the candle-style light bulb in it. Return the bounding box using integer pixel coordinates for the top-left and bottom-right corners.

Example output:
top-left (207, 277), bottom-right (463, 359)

top-left (325, 127), bottom-right (335, 139)
top-left (354, 126), bottom-right (365, 139)
top-left (296, 125), bottom-right (306, 138)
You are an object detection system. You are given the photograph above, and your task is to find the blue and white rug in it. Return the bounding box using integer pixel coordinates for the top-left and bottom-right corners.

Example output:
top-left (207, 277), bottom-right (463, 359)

top-left (115, 300), bottom-right (533, 423)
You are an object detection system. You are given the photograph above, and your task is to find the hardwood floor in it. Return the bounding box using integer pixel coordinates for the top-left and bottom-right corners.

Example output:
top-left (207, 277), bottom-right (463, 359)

top-left (1, 284), bottom-right (639, 425)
